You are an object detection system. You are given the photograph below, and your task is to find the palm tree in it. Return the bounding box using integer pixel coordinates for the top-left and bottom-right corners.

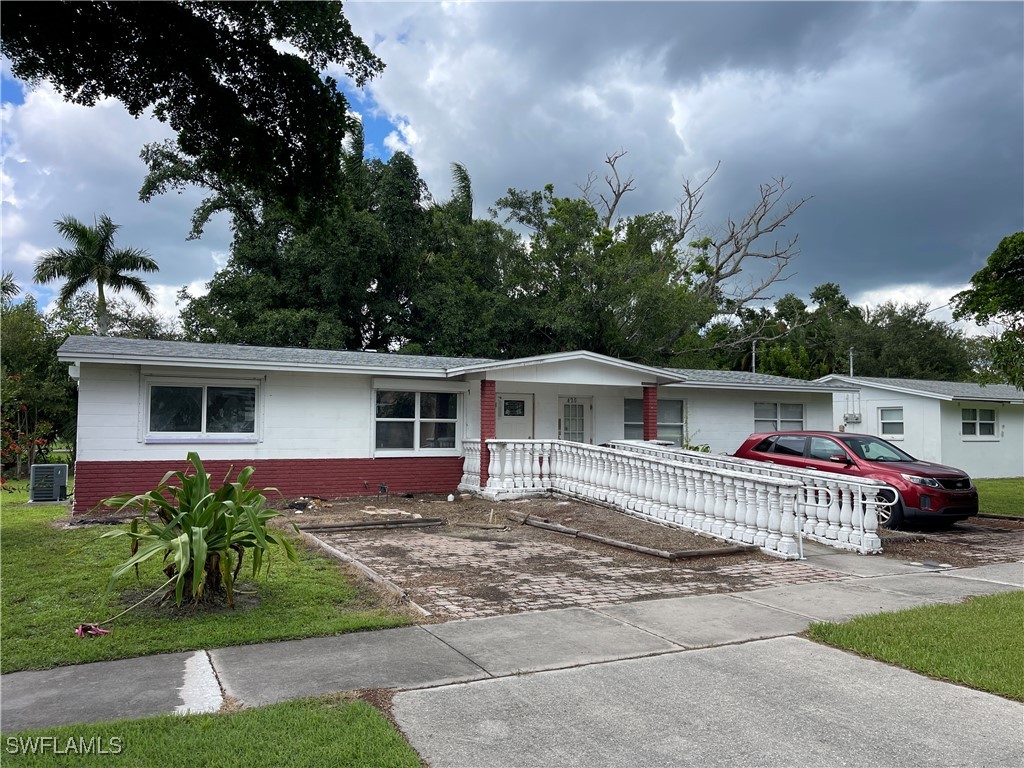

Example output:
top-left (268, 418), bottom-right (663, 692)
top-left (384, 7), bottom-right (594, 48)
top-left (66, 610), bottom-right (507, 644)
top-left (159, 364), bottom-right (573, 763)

top-left (0, 272), bottom-right (19, 307)
top-left (34, 214), bottom-right (159, 334)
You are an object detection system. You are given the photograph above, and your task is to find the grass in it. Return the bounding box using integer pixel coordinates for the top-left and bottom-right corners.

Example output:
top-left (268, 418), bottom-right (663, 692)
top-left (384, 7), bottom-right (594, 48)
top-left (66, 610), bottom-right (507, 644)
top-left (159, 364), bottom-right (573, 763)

top-left (0, 492), bottom-right (412, 673)
top-left (2, 695), bottom-right (423, 767)
top-left (974, 477), bottom-right (1023, 518)
top-left (808, 591), bottom-right (1024, 701)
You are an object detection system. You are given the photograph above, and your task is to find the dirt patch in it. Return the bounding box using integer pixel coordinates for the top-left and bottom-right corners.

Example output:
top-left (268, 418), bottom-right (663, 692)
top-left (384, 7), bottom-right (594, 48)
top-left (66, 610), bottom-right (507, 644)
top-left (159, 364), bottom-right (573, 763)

top-left (878, 517), bottom-right (1024, 568)
top-left (278, 494), bottom-right (758, 563)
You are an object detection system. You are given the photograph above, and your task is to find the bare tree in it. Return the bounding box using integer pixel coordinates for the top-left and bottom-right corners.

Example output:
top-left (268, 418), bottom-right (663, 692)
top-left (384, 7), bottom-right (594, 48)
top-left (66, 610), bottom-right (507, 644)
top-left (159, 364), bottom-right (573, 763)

top-left (578, 150), bottom-right (636, 228)
top-left (674, 175), bottom-right (810, 311)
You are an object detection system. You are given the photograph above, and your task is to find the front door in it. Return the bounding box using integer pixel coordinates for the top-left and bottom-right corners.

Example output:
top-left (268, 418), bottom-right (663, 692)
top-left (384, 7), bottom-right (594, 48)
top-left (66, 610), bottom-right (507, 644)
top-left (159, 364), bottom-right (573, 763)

top-left (496, 393), bottom-right (534, 439)
top-left (558, 396), bottom-right (592, 443)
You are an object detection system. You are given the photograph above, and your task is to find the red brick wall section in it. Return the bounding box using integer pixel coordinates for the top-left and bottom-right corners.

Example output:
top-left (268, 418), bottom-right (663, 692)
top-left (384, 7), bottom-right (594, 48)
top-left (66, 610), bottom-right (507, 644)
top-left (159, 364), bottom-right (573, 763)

top-left (643, 383), bottom-right (658, 441)
top-left (73, 457), bottom-right (466, 514)
top-left (479, 379), bottom-right (496, 487)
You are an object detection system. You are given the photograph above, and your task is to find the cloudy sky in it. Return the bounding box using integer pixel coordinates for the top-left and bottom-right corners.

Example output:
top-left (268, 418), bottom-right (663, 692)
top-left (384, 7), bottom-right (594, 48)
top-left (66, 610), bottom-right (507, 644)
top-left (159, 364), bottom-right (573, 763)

top-left (2, 1), bottom-right (1021, 335)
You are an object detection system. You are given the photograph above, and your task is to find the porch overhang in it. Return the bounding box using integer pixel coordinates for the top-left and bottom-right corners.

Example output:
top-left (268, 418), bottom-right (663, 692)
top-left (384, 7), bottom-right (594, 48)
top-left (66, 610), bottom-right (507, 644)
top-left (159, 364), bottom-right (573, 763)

top-left (445, 350), bottom-right (685, 387)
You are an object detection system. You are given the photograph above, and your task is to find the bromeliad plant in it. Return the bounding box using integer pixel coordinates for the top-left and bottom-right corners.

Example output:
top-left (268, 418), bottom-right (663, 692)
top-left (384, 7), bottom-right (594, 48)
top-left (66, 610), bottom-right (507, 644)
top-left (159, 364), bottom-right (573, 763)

top-left (101, 452), bottom-right (298, 608)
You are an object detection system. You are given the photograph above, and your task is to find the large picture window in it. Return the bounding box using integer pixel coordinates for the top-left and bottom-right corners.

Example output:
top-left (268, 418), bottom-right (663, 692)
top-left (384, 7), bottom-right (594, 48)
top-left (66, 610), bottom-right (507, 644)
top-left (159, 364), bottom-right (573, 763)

top-left (148, 382), bottom-right (257, 440)
top-left (962, 408), bottom-right (996, 437)
top-left (623, 399), bottom-right (686, 444)
top-left (754, 402), bottom-right (804, 432)
top-left (376, 391), bottom-right (459, 451)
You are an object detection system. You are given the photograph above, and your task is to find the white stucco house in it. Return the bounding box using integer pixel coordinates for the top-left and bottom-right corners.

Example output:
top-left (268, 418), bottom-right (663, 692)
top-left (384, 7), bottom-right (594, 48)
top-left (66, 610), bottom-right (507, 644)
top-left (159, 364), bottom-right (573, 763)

top-left (57, 336), bottom-right (851, 512)
top-left (818, 375), bottom-right (1024, 479)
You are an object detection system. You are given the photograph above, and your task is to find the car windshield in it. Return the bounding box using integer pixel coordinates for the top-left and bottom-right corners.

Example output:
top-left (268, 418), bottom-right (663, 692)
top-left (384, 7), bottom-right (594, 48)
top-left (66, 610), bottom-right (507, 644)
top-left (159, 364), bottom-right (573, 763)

top-left (838, 435), bottom-right (916, 463)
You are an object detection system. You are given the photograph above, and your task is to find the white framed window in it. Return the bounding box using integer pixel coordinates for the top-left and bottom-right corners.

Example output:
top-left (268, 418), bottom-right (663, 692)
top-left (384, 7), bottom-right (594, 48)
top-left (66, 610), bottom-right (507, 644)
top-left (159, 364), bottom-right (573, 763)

top-left (754, 402), bottom-right (804, 432)
top-left (879, 407), bottom-right (904, 437)
top-left (962, 408), bottom-right (996, 438)
top-left (145, 379), bottom-right (259, 443)
top-left (623, 399), bottom-right (686, 444)
top-left (375, 391), bottom-right (459, 452)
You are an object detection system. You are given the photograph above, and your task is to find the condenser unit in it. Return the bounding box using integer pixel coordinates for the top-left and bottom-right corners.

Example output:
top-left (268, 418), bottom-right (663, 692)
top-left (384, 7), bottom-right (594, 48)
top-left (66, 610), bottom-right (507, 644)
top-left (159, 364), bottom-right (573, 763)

top-left (29, 464), bottom-right (68, 502)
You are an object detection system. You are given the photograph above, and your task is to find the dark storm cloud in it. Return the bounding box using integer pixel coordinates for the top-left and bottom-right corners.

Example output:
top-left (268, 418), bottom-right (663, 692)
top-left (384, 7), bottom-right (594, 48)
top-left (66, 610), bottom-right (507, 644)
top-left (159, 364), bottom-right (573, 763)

top-left (4, 1), bottom-right (1021, 325)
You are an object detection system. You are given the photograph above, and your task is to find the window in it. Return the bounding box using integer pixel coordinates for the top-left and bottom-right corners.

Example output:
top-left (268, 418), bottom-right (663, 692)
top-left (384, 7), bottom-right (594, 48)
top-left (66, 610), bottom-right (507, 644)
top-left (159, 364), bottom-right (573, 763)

top-left (809, 436), bottom-right (845, 461)
top-left (376, 391), bottom-right (458, 451)
top-left (773, 435), bottom-right (807, 456)
top-left (148, 382), bottom-right (257, 440)
top-left (879, 407), bottom-right (904, 437)
top-left (623, 399), bottom-right (686, 444)
top-left (754, 402), bottom-right (804, 432)
top-left (962, 408), bottom-right (996, 437)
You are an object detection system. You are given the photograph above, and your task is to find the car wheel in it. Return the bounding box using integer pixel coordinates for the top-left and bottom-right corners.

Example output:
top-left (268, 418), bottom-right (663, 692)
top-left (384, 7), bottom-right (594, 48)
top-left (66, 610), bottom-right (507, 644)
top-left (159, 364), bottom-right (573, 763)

top-left (875, 491), bottom-right (904, 530)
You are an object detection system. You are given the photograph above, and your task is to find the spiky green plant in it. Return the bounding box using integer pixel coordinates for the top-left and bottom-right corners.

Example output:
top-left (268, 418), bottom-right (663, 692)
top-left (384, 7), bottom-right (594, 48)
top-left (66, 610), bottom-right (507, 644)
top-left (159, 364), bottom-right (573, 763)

top-left (102, 453), bottom-right (298, 607)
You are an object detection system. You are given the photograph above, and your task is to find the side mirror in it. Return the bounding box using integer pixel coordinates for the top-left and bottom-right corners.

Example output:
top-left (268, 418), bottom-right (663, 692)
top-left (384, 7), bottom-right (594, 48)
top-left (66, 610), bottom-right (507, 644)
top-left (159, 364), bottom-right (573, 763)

top-left (828, 454), bottom-right (852, 464)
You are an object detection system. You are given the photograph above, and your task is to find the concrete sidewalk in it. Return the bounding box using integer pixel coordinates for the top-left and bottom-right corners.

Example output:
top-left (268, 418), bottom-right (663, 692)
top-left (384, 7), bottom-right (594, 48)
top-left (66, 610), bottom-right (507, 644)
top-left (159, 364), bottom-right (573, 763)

top-left (2, 552), bottom-right (1022, 766)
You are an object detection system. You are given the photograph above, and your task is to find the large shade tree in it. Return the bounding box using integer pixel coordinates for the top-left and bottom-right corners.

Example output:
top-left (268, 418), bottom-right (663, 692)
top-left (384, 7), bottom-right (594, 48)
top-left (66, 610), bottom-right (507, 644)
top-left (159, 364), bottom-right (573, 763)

top-left (1, 1), bottom-right (382, 212)
top-left (953, 232), bottom-right (1024, 388)
top-left (34, 214), bottom-right (159, 335)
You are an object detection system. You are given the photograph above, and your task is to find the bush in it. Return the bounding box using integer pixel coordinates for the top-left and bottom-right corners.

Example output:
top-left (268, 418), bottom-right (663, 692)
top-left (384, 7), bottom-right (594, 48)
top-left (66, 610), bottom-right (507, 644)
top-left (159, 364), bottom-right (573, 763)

top-left (102, 453), bottom-right (298, 607)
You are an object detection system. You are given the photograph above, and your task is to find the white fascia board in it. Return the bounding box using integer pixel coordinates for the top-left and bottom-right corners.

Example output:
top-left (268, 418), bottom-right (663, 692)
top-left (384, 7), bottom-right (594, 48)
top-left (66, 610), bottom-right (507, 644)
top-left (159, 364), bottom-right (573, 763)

top-left (445, 350), bottom-right (685, 384)
top-left (57, 352), bottom-right (450, 378)
top-left (665, 381), bottom-right (844, 394)
top-left (817, 375), bottom-right (1024, 404)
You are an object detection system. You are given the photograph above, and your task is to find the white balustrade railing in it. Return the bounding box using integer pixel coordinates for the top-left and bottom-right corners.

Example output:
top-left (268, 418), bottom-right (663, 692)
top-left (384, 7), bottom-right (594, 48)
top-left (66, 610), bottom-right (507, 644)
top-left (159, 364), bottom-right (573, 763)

top-left (461, 439), bottom-right (482, 489)
top-left (459, 439), bottom-right (817, 560)
top-left (608, 441), bottom-right (887, 555)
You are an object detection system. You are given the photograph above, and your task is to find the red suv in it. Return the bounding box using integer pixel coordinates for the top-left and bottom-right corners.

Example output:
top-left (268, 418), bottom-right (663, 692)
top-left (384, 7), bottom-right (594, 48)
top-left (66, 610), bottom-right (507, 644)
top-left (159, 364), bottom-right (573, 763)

top-left (733, 431), bottom-right (978, 528)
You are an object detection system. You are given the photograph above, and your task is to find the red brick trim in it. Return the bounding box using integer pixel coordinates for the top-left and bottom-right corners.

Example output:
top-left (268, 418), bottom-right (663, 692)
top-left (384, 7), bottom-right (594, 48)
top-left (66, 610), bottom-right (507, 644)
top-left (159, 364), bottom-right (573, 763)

top-left (72, 456), bottom-right (466, 514)
top-left (643, 383), bottom-right (659, 441)
top-left (479, 380), bottom-right (496, 487)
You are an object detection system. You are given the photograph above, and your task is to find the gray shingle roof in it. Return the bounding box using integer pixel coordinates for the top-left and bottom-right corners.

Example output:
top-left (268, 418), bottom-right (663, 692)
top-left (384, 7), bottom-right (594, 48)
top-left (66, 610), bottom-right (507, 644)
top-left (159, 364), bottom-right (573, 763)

top-left (669, 368), bottom-right (853, 391)
top-left (833, 376), bottom-right (1024, 402)
top-left (57, 335), bottom-right (496, 370)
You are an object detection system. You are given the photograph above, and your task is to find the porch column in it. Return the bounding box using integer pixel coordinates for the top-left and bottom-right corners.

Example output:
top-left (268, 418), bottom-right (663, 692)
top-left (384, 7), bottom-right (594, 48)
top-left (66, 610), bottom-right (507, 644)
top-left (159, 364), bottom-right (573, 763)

top-left (642, 383), bottom-right (658, 441)
top-left (480, 379), bottom-right (496, 487)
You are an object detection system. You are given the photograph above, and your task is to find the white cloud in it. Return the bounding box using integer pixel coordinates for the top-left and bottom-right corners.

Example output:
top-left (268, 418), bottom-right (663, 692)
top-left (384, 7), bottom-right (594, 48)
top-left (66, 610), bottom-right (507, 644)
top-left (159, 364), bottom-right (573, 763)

top-left (851, 283), bottom-right (994, 337)
top-left (1, 81), bottom-right (231, 311)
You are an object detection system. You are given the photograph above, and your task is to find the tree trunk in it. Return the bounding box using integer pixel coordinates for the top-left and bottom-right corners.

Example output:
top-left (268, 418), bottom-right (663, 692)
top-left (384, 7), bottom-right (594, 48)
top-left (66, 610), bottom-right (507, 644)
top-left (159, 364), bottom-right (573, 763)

top-left (96, 282), bottom-right (110, 335)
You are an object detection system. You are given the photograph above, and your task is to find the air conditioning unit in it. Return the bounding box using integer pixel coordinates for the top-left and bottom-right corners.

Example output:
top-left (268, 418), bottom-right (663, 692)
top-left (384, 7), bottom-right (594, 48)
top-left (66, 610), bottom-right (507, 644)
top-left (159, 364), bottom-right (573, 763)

top-left (29, 464), bottom-right (69, 503)
top-left (843, 413), bottom-right (862, 424)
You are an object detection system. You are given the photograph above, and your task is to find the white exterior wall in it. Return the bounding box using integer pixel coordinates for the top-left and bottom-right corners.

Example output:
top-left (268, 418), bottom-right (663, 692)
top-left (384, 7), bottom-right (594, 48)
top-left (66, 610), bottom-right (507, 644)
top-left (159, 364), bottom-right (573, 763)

top-left (832, 388), bottom-right (942, 461)
top-left (464, 378), bottom-right (834, 454)
top-left (832, 383), bottom-right (1024, 478)
top-left (680, 389), bottom-right (834, 454)
top-left (76, 363), bottom-right (465, 462)
top-left (940, 400), bottom-right (1024, 478)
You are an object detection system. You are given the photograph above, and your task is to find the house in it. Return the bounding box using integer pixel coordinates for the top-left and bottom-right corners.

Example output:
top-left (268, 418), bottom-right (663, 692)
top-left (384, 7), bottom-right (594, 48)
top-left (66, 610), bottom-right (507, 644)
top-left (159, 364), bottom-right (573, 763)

top-left (818, 375), bottom-right (1024, 479)
top-left (57, 336), bottom-right (851, 512)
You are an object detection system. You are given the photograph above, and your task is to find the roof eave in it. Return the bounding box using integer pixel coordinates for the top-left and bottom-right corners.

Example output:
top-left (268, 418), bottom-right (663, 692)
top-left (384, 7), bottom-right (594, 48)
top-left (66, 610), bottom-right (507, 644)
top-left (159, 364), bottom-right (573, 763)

top-left (665, 381), bottom-right (845, 394)
top-left (445, 351), bottom-right (686, 384)
top-left (57, 352), bottom-right (451, 378)
top-left (818, 375), bottom-right (1024, 403)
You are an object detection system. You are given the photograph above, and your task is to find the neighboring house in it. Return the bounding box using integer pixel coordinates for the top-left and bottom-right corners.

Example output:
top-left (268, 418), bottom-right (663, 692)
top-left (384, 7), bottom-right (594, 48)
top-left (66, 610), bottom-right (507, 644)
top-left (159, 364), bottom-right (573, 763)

top-left (57, 336), bottom-right (850, 511)
top-left (818, 375), bottom-right (1024, 479)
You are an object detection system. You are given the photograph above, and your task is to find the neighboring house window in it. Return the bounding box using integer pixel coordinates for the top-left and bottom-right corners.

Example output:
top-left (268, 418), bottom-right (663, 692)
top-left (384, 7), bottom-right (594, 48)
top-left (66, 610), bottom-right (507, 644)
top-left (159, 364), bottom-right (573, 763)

top-left (376, 391), bottom-right (459, 451)
top-left (148, 383), bottom-right (257, 440)
top-left (754, 402), bottom-right (804, 432)
top-left (962, 408), bottom-right (996, 437)
top-left (879, 407), bottom-right (904, 437)
top-left (623, 399), bottom-right (686, 444)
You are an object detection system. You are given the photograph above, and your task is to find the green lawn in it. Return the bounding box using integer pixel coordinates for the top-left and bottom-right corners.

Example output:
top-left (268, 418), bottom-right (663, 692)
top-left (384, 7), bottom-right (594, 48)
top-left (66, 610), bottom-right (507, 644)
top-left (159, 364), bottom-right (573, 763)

top-left (808, 591), bottom-right (1024, 701)
top-left (0, 497), bottom-right (411, 673)
top-left (974, 477), bottom-right (1023, 518)
top-left (2, 695), bottom-right (423, 767)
